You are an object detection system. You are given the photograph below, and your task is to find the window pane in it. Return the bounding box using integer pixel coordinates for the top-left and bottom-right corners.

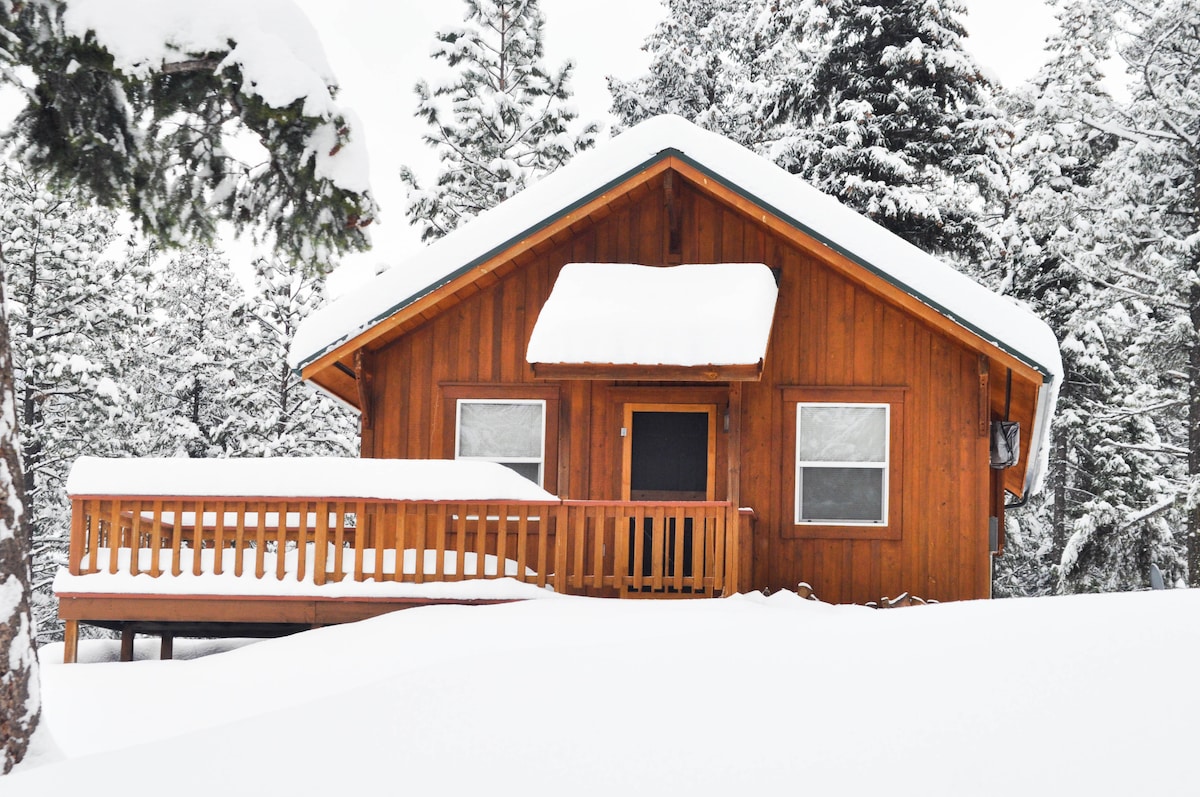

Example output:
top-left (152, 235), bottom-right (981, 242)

top-left (799, 467), bottom-right (884, 522)
top-left (501, 462), bottom-right (541, 483)
top-left (799, 406), bottom-right (886, 462)
top-left (459, 403), bottom-right (543, 458)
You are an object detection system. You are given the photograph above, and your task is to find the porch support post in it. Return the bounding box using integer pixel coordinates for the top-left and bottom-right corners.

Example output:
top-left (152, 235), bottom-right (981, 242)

top-left (160, 634), bottom-right (174, 661)
top-left (726, 383), bottom-right (743, 594)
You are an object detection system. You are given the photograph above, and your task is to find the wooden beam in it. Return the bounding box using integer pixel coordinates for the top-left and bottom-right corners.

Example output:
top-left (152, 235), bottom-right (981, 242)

top-left (531, 362), bottom-right (763, 382)
top-left (354, 350), bottom-right (375, 431)
top-left (978, 355), bottom-right (990, 438)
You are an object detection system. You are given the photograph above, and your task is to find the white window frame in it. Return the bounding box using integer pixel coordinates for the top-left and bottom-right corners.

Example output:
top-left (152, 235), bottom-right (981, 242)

top-left (454, 398), bottom-right (547, 487)
top-left (794, 402), bottom-right (890, 526)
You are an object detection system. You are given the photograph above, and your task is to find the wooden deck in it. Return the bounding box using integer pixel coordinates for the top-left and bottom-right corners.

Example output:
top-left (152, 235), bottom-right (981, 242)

top-left (59, 495), bottom-right (755, 662)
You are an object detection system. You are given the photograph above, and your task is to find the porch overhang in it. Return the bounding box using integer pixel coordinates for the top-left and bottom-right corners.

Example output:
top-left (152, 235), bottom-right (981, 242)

top-left (526, 262), bottom-right (778, 382)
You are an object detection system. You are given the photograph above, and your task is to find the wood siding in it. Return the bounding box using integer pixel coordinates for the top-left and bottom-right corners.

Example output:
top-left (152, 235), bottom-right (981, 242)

top-left (364, 170), bottom-right (1033, 603)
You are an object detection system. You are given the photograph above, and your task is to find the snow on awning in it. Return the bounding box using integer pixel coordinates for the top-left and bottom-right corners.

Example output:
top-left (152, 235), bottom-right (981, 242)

top-left (66, 457), bottom-right (557, 503)
top-left (526, 263), bottom-right (778, 381)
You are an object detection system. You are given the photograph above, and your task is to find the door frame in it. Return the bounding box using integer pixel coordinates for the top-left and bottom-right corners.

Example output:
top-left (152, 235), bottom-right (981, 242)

top-left (620, 402), bottom-right (718, 501)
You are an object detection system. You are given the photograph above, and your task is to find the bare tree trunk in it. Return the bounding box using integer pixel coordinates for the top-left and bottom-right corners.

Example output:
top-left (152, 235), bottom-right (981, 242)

top-left (0, 249), bottom-right (39, 773)
top-left (1188, 248), bottom-right (1200, 586)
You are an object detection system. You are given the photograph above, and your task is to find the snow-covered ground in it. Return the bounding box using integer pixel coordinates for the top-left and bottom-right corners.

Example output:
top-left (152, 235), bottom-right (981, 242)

top-left (7, 589), bottom-right (1199, 795)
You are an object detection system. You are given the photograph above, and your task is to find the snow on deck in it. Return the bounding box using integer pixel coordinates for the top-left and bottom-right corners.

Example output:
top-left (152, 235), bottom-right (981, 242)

top-left (525, 263), bottom-right (778, 367)
top-left (65, 456), bottom-right (558, 502)
top-left (54, 546), bottom-right (557, 602)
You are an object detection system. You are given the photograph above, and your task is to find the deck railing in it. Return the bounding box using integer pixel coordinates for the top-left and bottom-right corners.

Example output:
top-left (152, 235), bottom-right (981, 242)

top-left (67, 497), bottom-right (754, 597)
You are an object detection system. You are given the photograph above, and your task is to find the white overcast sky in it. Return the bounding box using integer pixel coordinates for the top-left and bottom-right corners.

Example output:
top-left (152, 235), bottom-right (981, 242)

top-left (292, 0), bottom-right (1059, 289)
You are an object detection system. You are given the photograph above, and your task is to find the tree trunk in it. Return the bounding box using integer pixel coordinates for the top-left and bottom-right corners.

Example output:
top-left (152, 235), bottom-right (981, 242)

top-left (0, 250), bottom-right (39, 773)
top-left (1188, 238), bottom-right (1200, 586)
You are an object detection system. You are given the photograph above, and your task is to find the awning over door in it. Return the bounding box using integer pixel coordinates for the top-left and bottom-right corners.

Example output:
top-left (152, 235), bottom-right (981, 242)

top-left (526, 262), bottom-right (778, 381)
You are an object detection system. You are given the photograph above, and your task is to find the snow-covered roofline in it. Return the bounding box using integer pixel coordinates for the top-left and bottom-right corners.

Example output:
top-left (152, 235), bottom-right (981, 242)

top-left (290, 115), bottom-right (1061, 494)
top-left (291, 115), bottom-right (1059, 382)
top-left (66, 457), bottom-right (557, 503)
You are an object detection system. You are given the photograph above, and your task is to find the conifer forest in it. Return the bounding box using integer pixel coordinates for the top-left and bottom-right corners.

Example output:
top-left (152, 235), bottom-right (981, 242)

top-left (1, 0), bottom-right (1198, 773)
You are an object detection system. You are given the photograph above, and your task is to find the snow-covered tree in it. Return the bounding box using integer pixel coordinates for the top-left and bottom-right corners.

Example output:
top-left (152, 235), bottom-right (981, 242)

top-left (1062, 0), bottom-right (1200, 586)
top-left (0, 1), bottom-right (375, 770)
top-left (762, 0), bottom-right (1010, 264)
top-left (608, 0), bottom-right (777, 144)
top-left (400, 0), bottom-right (599, 241)
top-left (0, 165), bottom-right (157, 639)
top-left (237, 255), bottom-right (356, 457)
top-left (139, 247), bottom-right (259, 458)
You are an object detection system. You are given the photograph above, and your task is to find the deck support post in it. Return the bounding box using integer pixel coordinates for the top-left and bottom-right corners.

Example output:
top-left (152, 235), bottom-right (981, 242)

top-left (119, 626), bottom-right (135, 662)
top-left (63, 620), bottom-right (79, 664)
top-left (160, 634), bottom-right (174, 661)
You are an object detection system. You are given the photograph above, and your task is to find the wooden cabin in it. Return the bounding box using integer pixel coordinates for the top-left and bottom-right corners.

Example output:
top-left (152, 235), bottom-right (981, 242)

top-left (56, 115), bottom-right (1059, 661)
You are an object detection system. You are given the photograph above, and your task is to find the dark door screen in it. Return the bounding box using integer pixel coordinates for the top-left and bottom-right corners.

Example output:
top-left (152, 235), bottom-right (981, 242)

top-left (629, 411), bottom-right (709, 500)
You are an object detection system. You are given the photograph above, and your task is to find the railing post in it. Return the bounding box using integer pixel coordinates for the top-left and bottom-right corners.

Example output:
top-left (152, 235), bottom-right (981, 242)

top-left (314, 500), bottom-right (330, 586)
top-left (553, 503), bottom-right (569, 594)
top-left (68, 499), bottom-right (85, 576)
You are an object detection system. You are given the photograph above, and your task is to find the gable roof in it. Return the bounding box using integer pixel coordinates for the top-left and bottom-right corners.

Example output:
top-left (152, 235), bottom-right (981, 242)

top-left (291, 115), bottom-right (1061, 494)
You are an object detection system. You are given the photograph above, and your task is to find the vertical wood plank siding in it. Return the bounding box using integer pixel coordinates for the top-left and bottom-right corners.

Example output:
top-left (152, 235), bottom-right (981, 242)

top-left (363, 172), bottom-right (1029, 603)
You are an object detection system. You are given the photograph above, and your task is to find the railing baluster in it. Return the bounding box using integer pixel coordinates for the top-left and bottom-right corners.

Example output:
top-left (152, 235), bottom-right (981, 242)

top-left (710, 506), bottom-right (720, 595)
top-left (552, 504), bottom-right (567, 592)
top-left (213, 500), bottom-right (226, 576)
top-left (433, 503), bottom-right (447, 580)
top-left (571, 503), bottom-right (585, 590)
top-left (275, 501), bottom-right (288, 581)
top-left (170, 501), bottom-right (183, 577)
top-left (149, 500), bottom-right (164, 578)
top-left (413, 504), bottom-right (427, 584)
top-left (255, 502), bottom-right (267, 580)
top-left (474, 505), bottom-right (489, 578)
top-left (539, 505), bottom-right (553, 589)
top-left (613, 505), bottom-right (628, 593)
top-left (353, 501), bottom-right (366, 582)
top-left (632, 504), bottom-right (645, 593)
top-left (193, 500), bottom-right (206, 577)
top-left (673, 505), bottom-right (686, 592)
top-left (233, 502), bottom-right (247, 578)
top-left (391, 503), bottom-right (405, 582)
top-left (128, 500), bottom-right (141, 576)
top-left (591, 506), bottom-right (603, 591)
top-left (314, 500), bottom-right (330, 586)
top-left (516, 509), bottom-right (529, 583)
top-left (69, 500), bottom-right (85, 576)
top-left (332, 503), bottom-right (346, 583)
top-left (453, 504), bottom-right (467, 582)
top-left (651, 506), bottom-right (666, 591)
top-left (495, 506), bottom-right (508, 580)
top-left (107, 500), bottom-right (122, 575)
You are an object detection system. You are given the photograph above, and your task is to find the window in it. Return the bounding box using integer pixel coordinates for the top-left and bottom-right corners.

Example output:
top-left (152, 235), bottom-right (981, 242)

top-left (455, 399), bottom-right (546, 485)
top-left (782, 387), bottom-right (904, 539)
top-left (795, 403), bottom-right (890, 525)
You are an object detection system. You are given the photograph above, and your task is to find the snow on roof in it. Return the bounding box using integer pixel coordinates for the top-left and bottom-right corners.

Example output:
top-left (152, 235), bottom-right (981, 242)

top-left (290, 114), bottom-right (1061, 494)
top-left (290, 115), bottom-right (1059, 381)
top-left (526, 263), bottom-right (778, 367)
top-left (66, 457), bottom-right (557, 503)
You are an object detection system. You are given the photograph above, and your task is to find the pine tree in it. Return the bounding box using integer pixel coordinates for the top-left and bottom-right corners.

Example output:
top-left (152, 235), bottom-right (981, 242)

top-left (608, 0), bottom-right (773, 144)
top-left (0, 164), bottom-right (156, 639)
top-left (762, 0), bottom-right (1010, 263)
top-left (237, 255), bottom-right (357, 457)
top-left (1, 5), bottom-right (377, 764)
top-left (1071, 0), bottom-right (1200, 585)
top-left (141, 247), bottom-right (260, 458)
top-left (400, 0), bottom-right (599, 242)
